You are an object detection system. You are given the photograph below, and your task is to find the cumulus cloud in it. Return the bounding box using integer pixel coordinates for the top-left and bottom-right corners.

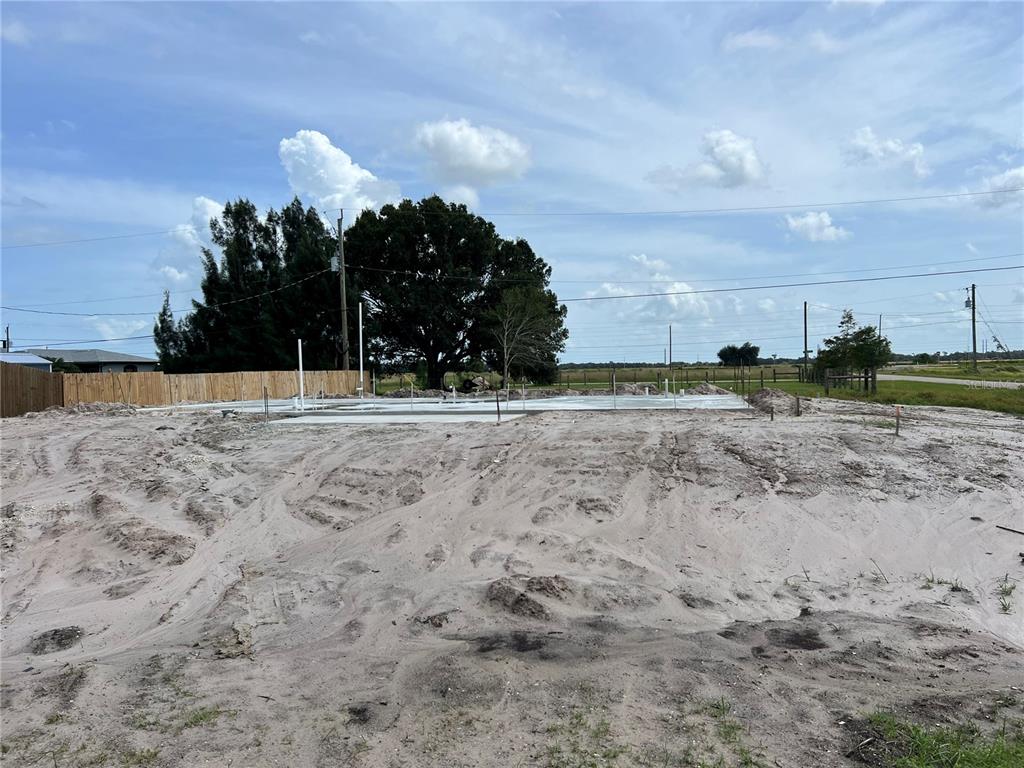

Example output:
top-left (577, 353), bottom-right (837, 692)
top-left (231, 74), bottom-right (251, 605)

top-left (785, 211), bottom-right (851, 242)
top-left (757, 298), bottom-right (777, 312)
top-left (629, 253), bottom-right (670, 272)
top-left (279, 129), bottom-right (398, 213)
top-left (722, 29), bottom-right (782, 52)
top-left (90, 317), bottom-right (150, 342)
top-left (846, 126), bottom-right (930, 178)
top-left (586, 254), bottom-right (711, 324)
top-left (1, 20), bottom-right (30, 46)
top-left (441, 184), bottom-right (480, 209)
top-left (416, 118), bottom-right (530, 187)
top-left (975, 166), bottom-right (1024, 209)
top-left (648, 129), bottom-right (767, 191)
top-left (153, 195), bottom-right (222, 286)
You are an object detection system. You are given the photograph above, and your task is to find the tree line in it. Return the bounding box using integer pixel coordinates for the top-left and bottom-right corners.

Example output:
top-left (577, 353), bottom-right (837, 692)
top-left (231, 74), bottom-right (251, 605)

top-left (154, 196), bottom-right (567, 389)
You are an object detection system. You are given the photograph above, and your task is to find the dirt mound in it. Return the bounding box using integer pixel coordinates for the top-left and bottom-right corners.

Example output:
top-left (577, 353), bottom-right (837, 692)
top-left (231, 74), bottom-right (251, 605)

top-left (748, 388), bottom-right (797, 414)
top-left (686, 382), bottom-right (732, 395)
top-left (383, 388), bottom-right (447, 398)
top-left (27, 402), bottom-right (137, 418)
top-left (486, 577), bottom-right (551, 620)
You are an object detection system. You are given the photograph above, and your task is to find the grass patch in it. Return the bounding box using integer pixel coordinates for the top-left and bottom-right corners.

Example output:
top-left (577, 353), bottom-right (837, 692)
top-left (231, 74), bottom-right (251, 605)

top-left (545, 708), bottom-right (629, 767)
top-left (120, 748), bottom-right (160, 766)
top-left (180, 705), bottom-right (223, 729)
top-left (886, 361), bottom-right (1024, 383)
top-left (720, 379), bottom-right (1024, 416)
top-left (857, 712), bottom-right (1024, 767)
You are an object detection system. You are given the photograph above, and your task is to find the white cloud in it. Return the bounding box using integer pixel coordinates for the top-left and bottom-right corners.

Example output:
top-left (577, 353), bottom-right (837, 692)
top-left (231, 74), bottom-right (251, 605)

top-left (808, 30), bottom-right (845, 54)
top-left (722, 29), bottom-right (782, 53)
top-left (757, 298), bottom-right (777, 312)
top-left (441, 184), bottom-right (479, 209)
top-left (629, 254), bottom-right (670, 272)
top-left (846, 126), bottom-right (930, 178)
top-left (90, 317), bottom-right (150, 342)
top-left (1011, 286), bottom-right (1024, 304)
top-left (152, 195), bottom-right (222, 286)
top-left (415, 118), bottom-right (530, 186)
top-left (1, 20), bottom-right (31, 46)
top-left (299, 30), bottom-right (326, 45)
top-left (648, 129), bottom-right (767, 191)
top-left (966, 242), bottom-right (979, 255)
top-left (279, 129), bottom-right (398, 214)
top-left (785, 211), bottom-right (851, 242)
top-left (975, 166), bottom-right (1024, 209)
top-left (831, 0), bottom-right (886, 6)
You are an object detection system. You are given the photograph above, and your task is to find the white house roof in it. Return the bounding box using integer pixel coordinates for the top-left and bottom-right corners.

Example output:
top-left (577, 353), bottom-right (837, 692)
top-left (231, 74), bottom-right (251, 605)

top-left (24, 348), bottom-right (157, 364)
top-left (1, 352), bottom-right (54, 366)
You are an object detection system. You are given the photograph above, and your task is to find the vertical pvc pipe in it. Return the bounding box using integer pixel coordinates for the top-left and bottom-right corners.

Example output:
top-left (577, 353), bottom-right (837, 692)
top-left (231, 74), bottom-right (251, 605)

top-left (297, 338), bottom-right (305, 411)
top-left (358, 302), bottom-right (365, 399)
top-left (613, 371), bottom-right (617, 410)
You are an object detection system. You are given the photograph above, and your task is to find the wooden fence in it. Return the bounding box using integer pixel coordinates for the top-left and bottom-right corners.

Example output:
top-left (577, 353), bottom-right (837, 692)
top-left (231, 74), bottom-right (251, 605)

top-left (1, 362), bottom-right (65, 417)
top-left (1, 364), bottom-right (366, 417)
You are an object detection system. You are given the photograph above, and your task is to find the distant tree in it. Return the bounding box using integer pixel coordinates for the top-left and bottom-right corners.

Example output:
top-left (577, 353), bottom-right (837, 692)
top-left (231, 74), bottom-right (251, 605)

top-left (717, 344), bottom-right (741, 366)
top-left (815, 309), bottom-right (891, 372)
top-left (347, 196), bottom-right (566, 389)
top-left (155, 195), bottom-right (566, 383)
top-left (487, 287), bottom-right (568, 389)
top-left (48, 357), bottom-right (81, 373)
top-left (738, 342), bottom-right (760, 367)
top-left (718, 342), bottom-right (759, 367)
top-left (912, 352), bottom-right (935, 365)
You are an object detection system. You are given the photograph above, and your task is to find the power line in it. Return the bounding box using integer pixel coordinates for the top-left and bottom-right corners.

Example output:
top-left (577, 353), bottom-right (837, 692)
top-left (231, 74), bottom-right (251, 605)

top-left (13, 334), bottom-right (156, 350)
top-left (559, 265), bottom-right (1023, 303)
top-left (345, 251), bottom-right (1021, 285)
top-left (3, 188), bottom-right (1021, 250)
top-left (1, 268), bottom-right (332, 318)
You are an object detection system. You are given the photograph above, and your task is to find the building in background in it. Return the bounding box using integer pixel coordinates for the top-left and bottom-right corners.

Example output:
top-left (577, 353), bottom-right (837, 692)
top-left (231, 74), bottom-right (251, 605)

top-left (26, 348), bottom-right (158, 373)
top-left (0, 352), bottom-right (54, 372)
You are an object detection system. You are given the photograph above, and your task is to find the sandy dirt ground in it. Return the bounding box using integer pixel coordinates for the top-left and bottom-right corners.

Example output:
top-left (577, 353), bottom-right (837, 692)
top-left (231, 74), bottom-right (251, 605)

top-left (1, 399), bottom-right (1022, 767)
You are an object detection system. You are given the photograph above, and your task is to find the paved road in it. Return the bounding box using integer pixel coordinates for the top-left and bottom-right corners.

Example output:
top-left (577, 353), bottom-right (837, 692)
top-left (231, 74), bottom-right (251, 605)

top-left (877, 374), bottom-right (1024, 389)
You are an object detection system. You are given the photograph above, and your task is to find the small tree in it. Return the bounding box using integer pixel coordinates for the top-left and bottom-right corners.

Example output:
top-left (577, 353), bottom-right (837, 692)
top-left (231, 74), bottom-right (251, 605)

top-left (487, 287), bottom-right (567, 391)
top-left (815, 309), bottom-right (891, 383)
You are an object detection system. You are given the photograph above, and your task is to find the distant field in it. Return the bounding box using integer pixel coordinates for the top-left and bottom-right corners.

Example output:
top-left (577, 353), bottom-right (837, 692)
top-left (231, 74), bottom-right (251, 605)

top-left (884, 359), bottom-right (1024, 383)
top-left (718, 378), bottom-right (1024, 417)
top-left (372, 365), bottom-right (800, 394)
top-left (554, 364), bottom-right (800, 388)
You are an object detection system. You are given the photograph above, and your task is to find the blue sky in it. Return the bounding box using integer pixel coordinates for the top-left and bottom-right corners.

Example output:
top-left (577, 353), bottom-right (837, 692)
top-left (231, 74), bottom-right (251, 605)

top-left (1, 0), bottom-right (1022, 363)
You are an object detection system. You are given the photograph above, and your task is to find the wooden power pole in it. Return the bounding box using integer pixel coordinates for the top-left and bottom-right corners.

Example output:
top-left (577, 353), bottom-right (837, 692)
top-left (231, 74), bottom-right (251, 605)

top-left (803, 301), bottom-right (809, 379)
top-left (970, 283), bottom-right (977, 371)
top-left (338, 211), bottom-right (350, 371)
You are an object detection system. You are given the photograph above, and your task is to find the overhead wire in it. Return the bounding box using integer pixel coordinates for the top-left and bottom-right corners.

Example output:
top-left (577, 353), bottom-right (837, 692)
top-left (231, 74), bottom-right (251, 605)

top-left (3, 187), bottom-right (1021, 250)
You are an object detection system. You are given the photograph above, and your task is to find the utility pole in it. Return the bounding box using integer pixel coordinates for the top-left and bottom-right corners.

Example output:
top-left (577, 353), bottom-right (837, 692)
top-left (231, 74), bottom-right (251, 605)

top-left (668, 324), bottom-right (673, 390)
top-left (970, 283), bottom-right (977, 371)
top-left (878, 314), bottom-right (882, 335)
top-left (803, 301), bottom-right (809, 378)
top-left (338, 211), bottom-right (349, 371)
top-left (4, 325), bottom-right (9, 352)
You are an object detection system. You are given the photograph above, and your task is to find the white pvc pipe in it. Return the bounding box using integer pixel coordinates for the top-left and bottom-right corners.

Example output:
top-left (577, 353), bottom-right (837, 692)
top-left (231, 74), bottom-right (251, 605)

top-left (358, 302), bottom-right (364, 399)
top-left (297, 338), bottom-right (305, 411)
top-left (612, 371), bottom-right (617, 410)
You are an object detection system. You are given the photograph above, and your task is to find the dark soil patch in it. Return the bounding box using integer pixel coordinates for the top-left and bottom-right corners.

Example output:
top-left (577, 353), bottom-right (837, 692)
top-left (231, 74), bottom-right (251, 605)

top-left (765, 626), bottom-right (829, 650)
top-left (27, 626), bottom-right (83, 654)
top-left (486, 578), bottom-right (551, 620)
top-left (475, 631), bottom-right (547, 654)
